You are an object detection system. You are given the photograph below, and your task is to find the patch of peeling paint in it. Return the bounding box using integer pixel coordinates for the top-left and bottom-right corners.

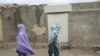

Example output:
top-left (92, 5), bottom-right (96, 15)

top-left (31, 25), bottom-right (46, 35)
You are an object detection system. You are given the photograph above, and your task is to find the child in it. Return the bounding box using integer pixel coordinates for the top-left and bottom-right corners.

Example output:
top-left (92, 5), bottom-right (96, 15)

top-left (16, 24), bottom-right (35, 56)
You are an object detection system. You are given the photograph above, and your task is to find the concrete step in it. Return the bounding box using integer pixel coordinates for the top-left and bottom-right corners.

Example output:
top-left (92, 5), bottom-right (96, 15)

top-left (0, 43), bottom-right (71, 50)
top-left (60, 43), bottom-right (71, 50)
top-left (0, 43), bottom-right (48, 49)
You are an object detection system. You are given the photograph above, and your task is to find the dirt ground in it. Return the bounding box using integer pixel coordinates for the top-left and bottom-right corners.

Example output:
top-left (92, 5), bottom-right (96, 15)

top-left (0, 48), bottom-right (100, 56)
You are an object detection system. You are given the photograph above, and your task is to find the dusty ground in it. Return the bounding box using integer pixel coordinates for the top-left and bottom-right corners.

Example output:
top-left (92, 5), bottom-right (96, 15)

top-left (0, 48), bottom-right (99, 56)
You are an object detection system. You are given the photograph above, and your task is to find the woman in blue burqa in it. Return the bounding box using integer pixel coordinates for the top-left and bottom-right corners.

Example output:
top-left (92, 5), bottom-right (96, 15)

top-left (48, 24), bottom-right (59, 56)
top-left (16, 24), bottom-right (35, 56)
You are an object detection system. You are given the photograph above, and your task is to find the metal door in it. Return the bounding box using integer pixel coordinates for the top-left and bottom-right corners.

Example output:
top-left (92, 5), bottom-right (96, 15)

top-left (48, 13), bottom-right (68, 43)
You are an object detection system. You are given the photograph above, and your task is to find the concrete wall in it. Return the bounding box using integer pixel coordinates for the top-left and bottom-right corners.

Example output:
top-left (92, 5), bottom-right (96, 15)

top-left (69, 2), bottom-right (100, 47)
top-left (18, 5), bottom-right (47, 43)
top-left (0, 5), bottom-right (48, 43)
top-left (1, 2), bottom-right (100, 48)
top-left (1, 6), bottom-right (17, 42)
top-left (72, 2), bottom-right (100, 11)
top-left (0, 12), bottom-right (3, 41)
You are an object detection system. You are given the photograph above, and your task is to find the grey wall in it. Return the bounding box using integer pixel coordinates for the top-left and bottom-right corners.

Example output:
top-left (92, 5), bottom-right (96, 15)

top-left (69, 2), bottom-right (100, 47)
top-left (1, 2), bottom-right (100, 47)
top-left (1, 6), bottom-right (17, 42)
top-left (0, 5), bottom-right (48, 43)
top-left (18, 5), bottom-right (47, 43)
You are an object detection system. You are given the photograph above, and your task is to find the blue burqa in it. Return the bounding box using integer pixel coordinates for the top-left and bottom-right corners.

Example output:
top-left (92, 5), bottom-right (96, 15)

top-left (48, 24), bottom-right (59, 45)
top-left (16, 24), bottom-right (35, 55)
